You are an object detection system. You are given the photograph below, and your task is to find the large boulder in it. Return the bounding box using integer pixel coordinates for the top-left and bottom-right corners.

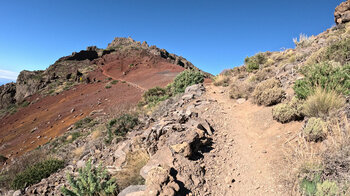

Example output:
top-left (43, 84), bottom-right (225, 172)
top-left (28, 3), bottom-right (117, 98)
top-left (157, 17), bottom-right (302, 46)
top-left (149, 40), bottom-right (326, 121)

top-left (0, 82), bottom-right (16, 109)
top-left (335, 0), bottom-right (350, 25)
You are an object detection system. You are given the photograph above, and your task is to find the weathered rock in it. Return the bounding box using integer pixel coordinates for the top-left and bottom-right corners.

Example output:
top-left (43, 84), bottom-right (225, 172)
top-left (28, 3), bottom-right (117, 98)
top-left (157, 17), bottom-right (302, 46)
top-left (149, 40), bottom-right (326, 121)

top-left (118, 185), bottom-right (146, 196)
top-left (335, 0), bottom-right (350, 24)
top-left (15, 70), bottom-right (46, 102)
top-left (0, 82), bottom-right (16, 109)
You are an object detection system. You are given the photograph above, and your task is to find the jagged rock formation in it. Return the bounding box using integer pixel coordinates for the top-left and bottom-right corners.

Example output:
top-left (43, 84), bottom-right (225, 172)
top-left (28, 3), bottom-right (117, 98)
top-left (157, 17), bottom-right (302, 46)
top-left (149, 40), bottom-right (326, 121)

top-left (335, 0), bottom-right (350, 24)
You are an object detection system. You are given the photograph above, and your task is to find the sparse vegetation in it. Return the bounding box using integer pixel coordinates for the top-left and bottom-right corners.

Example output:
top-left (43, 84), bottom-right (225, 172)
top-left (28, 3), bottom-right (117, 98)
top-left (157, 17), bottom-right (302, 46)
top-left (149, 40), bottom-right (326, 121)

top-left (61, 160), bottom-right (117, 196)
top-left (138, 70), bottom-right (204, 108)
top-left (74, 117), bottom-right (96, 129)
top-left (303, 117), bottom-right (327, 142)
top-left (293, 33), bottom-right (315, 47)
top-left (252, 78), bottom-right (285, 106)
top-left (245, 53), bottom-right (267, 72)
top-left (213, 74), bottom-right (230, 87)
top-left (138, 86), bottom-right (170, 107)
top-left (304, 88), bottom-right (345, 118)
top-left (105, 84), bottom-right (112, 89)
top-left (111, 80), bottom-right (119, 85)
top-left (11, 159), bottom-right (64, 190)
top-left (293, 63), bottom-right (350, 99)
top-left (229, 81), bottom-right (254, 99)
top-left (323, 38), bottom-right (350, 64)
top-left (109, 114), bottom-right (139, 137)
top-left (114, 150), bottom-right (149, 190)
top-left (272, 97), bottom-right (305, 123)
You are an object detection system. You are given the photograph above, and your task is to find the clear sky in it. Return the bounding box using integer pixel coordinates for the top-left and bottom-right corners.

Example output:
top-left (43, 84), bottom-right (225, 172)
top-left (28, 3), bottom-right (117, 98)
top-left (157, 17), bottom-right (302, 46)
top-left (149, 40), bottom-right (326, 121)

top-left (0, 0), bottom-right (343, 82)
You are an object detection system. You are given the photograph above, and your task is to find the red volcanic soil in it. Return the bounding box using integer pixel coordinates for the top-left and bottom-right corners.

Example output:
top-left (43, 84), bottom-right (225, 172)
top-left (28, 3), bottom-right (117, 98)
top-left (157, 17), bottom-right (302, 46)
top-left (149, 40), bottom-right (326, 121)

top-left (0, 51), bottom-right (184, 159)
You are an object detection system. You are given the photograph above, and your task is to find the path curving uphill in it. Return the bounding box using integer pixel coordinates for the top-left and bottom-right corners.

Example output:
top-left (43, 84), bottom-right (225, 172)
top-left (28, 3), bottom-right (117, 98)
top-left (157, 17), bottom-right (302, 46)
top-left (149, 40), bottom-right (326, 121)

top-left (100, 66), bottom-right (147, 92)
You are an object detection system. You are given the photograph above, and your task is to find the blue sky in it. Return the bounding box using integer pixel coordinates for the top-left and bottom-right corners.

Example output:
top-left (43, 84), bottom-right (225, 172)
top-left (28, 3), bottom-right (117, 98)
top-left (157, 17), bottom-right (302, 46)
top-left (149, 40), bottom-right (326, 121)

top-left (0, 0), bottom-right (343, 82)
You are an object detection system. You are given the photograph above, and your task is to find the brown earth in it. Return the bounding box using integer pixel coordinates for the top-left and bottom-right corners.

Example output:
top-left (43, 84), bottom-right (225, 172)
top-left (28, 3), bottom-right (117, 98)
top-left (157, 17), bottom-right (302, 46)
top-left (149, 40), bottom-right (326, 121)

top-left (198, 84), bottom-right (303, 195)
top-left (0, 51), bottom-right (185, 160)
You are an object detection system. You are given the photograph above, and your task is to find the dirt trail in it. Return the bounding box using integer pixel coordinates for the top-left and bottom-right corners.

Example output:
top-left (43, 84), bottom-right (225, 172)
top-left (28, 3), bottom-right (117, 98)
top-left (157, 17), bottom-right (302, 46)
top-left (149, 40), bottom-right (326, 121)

top-left (100, 66), bottom-right (147, 92)
top-left (199, 84), bottom-right (302, 195)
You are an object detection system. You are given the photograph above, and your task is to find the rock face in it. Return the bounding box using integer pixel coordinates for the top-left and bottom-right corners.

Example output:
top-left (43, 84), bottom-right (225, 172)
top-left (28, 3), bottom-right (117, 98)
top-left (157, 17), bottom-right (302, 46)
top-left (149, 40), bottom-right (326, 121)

top-left (15, 70), bottom-right (46, 103)
top-left (335, 0), bottom-right (350, 24)
top-left (0, 83), bottom-right (16, 109)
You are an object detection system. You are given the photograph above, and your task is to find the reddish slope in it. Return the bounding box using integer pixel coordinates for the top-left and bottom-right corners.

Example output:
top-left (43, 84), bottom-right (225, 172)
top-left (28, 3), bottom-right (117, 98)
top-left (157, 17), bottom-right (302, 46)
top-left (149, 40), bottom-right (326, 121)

top-left (0, 51), bottom-right (184, 159)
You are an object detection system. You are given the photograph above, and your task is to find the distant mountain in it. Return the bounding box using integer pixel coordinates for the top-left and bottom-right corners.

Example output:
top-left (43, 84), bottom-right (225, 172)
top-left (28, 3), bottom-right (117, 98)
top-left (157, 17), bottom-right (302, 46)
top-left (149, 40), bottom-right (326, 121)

top-left (0, 78), bottom-right (14, 85)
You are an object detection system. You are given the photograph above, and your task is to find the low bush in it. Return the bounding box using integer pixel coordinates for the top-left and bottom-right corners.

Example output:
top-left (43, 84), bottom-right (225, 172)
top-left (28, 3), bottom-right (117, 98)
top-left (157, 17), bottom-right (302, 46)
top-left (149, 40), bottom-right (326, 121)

top-left (138, 70), bottom-right (204, 108)
top-left (170, 70), bottom-right (204, 94)
top-left (74, 117), bottom-right (96, 129)
top-left (293, 63), bottom-right (350, 99)
top-left (315, 180), bottom-right (339, 196)
top-left (252, 78), bottom-right (285, 106)
top-left (213, 75), bottom-right (230, 87)
top-left (111, 80), bottom-right (119, 85)
top-left (272, 97), bottom-right (305, 123)
top-left (108, 114), bottom-right (139, 137)
top-left (304, 88), bottom-right (345, 118)
top-left (323, 38), bottom-right (350, 64)
top-left (245, 53), bottom-right (267, 72)
top-left (229, 81), bottom-right (254, 99)
top-left (139, 86), bottom-right (170, 107)
top-left (61, 160), bottom-right (117, 196)
top-left (303, 117), bottom-right (327, 142)
top-left (11, 159), bottom-right (64, 190)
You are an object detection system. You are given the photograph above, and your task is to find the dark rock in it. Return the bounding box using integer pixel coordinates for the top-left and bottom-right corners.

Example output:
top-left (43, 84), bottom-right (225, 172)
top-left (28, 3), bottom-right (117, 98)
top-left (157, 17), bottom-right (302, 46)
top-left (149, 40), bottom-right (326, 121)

top-left (0, 82), bottom-right (16, 109)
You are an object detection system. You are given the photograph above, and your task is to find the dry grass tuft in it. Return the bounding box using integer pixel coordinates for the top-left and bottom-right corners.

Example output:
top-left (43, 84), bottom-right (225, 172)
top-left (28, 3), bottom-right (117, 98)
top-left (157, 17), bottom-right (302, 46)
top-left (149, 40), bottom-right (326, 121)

top-left (114, 150), bottom-right (149, 190)
top-left (213, 75), bottom-right (231, 87)
top-left (73, 146), bottom-right (85, 159)
top-left (304, 88), bottom-right (345, 118)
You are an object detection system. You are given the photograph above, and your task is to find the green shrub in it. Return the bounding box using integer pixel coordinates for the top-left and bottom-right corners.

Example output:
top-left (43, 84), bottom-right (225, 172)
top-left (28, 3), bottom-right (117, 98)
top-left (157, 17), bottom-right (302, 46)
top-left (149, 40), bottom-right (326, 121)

top-left (293, 63), bottom-right (350, 99)
top-left (304, 88), bottom-right (345, 118)
top-left (245, 53), bottom-right (267, 72)
top-left (303, 117), bottom-right (327, 142)
top-left (139, 86), bottom-right (170, 107)
top-left (170, 70), bottom-right (204, 94)
top-left (111, 80), bottom-right (119, 85)
top-left (299, 163), bottom-right (323, 196)
top-left (252, 78), bottom-right (285, 106)
top-left (109, 114), bottom-right (139, 137)
top-left (105, 85), bottom-right (112, 89)
top-left (61, 160), bottom-right (117, 196)
top-left (74, 117), bottom-right (94, 129)
top-left (323, 38), bottom-right (350, 64)
top-left (315, 180), bottom-right (339, 196)
top-left (11, 159), bottom-right (64, 190)
top-left (272, 98), bottom-right (305, 123)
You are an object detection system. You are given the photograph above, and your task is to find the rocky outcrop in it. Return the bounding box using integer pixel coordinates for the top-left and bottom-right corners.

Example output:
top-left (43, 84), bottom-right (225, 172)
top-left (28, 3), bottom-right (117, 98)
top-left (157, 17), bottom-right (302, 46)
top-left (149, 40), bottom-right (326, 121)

top-left (14, 70), bottom-right (46, 103)
top-left (107, 37), bottom-right (211, 77)
top-left (0, 83), bottom-right (16, 109)
top-left (335, 0), bottom-right (350, 24)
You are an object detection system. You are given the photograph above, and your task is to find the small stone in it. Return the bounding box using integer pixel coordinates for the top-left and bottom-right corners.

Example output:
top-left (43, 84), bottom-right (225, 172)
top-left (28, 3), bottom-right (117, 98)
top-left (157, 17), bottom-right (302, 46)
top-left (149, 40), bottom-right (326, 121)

top-left (70, 108), bottom-right (75, 113)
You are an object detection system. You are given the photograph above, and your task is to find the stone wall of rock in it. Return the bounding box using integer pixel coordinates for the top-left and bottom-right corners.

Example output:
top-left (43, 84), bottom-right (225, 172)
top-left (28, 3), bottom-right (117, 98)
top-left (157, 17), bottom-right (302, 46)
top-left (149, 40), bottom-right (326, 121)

top-left (335, 0), bottom-right (350, 24)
